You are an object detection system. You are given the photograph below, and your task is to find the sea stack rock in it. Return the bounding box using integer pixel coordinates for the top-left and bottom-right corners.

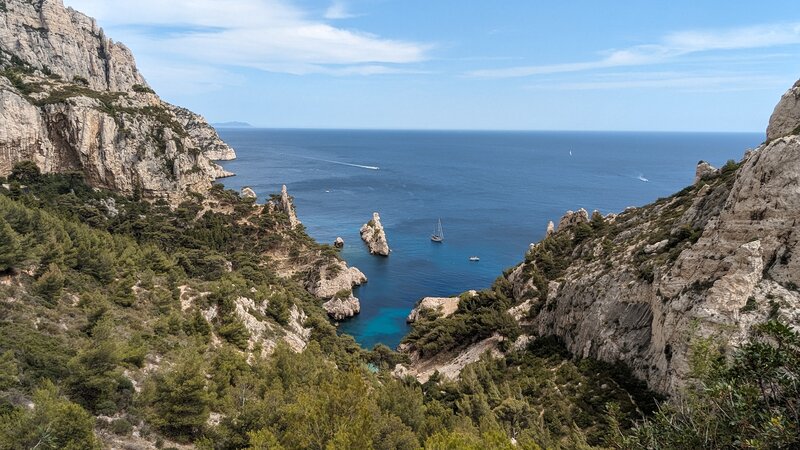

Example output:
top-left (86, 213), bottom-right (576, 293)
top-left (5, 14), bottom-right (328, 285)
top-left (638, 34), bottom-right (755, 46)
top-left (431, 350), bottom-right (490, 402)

top-left (280, 185), bottom-right (300, 228)
top-left (360, 212), bottom-right (390, 256)
top-left (334, 237), bottom-right (345, 248)
top-left (694, 161), bottom-right (717, 184)
top-left (322, 291), bottom-right (360, 321)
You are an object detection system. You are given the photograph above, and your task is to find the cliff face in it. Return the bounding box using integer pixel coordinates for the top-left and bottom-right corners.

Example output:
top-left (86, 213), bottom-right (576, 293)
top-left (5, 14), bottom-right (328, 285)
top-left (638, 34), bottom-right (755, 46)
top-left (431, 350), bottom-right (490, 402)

top-left (402, 80), bottom-right (800, 394)
top-left (503, 94), bottom-right (800, 393)
top-left (0, 0), bottom-right (235, 201)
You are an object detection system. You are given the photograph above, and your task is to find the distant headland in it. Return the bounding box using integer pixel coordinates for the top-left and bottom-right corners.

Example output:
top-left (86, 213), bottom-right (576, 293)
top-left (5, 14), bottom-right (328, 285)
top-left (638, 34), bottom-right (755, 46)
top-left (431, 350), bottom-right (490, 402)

top-left (212, 121), bottom-right (254, 128)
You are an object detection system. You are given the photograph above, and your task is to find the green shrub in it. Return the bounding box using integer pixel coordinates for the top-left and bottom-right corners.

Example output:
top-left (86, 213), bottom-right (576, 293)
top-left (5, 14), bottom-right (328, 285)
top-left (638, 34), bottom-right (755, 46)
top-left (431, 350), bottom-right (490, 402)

top-left (111, 418), bottom-right (133, 435)
top-left (33, 263), bottom-right (64, 304)
top-left (0, 218), bottom-right (22, 272)
top-left (0, 381), bottom-right (102, 449)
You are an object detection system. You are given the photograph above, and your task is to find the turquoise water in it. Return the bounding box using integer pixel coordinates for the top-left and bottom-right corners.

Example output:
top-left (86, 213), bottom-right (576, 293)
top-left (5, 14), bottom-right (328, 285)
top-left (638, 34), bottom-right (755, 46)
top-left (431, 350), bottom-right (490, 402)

top-left (218, 129), bottom-right (762, 349)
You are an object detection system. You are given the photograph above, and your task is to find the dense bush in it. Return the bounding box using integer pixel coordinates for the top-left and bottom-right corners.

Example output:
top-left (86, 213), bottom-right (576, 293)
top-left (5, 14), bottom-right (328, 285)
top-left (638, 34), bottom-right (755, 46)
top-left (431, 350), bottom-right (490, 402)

top-left (612, 321), bottom-right (800, 449)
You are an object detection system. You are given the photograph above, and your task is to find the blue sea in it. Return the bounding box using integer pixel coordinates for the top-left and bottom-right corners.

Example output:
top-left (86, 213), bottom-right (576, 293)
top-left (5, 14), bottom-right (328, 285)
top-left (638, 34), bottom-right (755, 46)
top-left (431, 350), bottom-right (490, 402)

top-left (218, 129), bottom-right (762, 349)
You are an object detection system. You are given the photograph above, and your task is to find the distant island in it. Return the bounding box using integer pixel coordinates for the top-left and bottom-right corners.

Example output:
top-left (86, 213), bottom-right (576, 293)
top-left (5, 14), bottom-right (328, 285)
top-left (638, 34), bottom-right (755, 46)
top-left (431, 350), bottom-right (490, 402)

top-left (212, 121), bottom-right (254, 128)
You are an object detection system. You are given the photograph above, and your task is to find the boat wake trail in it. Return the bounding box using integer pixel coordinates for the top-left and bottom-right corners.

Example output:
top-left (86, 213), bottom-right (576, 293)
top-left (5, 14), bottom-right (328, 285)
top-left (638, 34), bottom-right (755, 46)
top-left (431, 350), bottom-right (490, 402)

top-left (284, 153), bottom-right (379, 170)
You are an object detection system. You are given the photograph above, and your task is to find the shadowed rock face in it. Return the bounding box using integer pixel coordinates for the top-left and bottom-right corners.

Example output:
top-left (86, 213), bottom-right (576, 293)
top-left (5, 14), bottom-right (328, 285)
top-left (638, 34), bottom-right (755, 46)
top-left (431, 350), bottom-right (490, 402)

top-left (0, 0), bottom-right (235, 202)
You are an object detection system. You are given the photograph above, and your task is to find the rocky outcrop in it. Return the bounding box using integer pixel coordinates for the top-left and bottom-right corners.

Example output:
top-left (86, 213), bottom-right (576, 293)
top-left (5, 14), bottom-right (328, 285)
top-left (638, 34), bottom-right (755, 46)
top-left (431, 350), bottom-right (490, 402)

top-left (766, 79), bottom-right (800, 141)
top-left (334, 237), bottom-right (344, 248)
top-left (0, 0), bottom-right (235, 202)
top-left (182, 288), bottom-right (311, 355)
top-left (694, 160), bottom-right (717, 184)
top-left (397, 334), bottom-right (505, 383)
top-left (545, 221), bottom-right (555, 237)
top-left (406, 295), bottom-right (463, 323)
top-left (308, 260), bottom-right (367, 299)
top-left (360, 212), bottom-right (390, 255)
top-left (557, 208), bottom-right (589, 231)
top-left (322, 293), bottom-right (360, 321)
top-left (169, 104), bottom-right (236, 161)
top-left (240, 187), bottom-right (257, 199)
top-left (267, 185), bottom-right (300, 228)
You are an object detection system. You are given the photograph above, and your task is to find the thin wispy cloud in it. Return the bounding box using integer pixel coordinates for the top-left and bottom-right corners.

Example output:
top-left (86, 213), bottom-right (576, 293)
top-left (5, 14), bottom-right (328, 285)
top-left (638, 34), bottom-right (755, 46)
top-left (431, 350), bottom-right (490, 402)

top-left (64, 0), bottom-right (430, 76)
top-left (469, 22), bottom-right (800, 78)
top-left (324, 1), bottom-right (357, 20)
top-left (525, 72), bottom-right (786, 92)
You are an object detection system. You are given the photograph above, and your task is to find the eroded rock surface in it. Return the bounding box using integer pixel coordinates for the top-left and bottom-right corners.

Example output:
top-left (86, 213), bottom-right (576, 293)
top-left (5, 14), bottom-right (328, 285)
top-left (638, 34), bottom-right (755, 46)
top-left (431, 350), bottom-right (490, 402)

top-left (0, 0), bottom-right (235, 202)
top-left (323, 293), bottom-right (360, 321)
top-left (406, 295), bottom-right (463, 323)
top-left (360, 212), bottom-right (390, 255)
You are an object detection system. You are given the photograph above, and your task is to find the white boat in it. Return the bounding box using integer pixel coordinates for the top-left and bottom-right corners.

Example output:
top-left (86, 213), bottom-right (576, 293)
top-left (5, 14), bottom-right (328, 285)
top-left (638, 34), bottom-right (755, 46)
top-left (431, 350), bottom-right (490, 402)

top-left (469, 256), bottom-right (480, 262)
top-left (431, 219), bottom-right (444, 242)
top-left (638, 175), bottom-right (649, 182)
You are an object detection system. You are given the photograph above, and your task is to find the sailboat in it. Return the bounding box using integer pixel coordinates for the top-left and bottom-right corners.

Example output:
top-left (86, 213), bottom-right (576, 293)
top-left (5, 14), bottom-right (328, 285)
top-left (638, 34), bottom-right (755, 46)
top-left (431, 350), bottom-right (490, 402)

top-left (431, 219), bottom-right (444, 242)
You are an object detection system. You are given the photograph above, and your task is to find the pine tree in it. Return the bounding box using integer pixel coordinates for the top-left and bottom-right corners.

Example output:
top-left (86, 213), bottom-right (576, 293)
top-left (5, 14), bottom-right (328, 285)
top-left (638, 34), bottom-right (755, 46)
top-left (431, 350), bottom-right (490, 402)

top-left (151, 356), bottom-right (211, 439)
top-left (0, 218), bottom-right (21, 272)
top-left (33, 263), bottom-right (65, 305)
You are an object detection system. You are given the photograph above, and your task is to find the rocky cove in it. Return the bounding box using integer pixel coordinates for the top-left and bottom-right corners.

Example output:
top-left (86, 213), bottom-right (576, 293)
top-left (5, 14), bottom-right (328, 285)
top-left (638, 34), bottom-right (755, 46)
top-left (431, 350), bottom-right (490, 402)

top-left (2, 0), bottom-right (799, 447)
top-left (0, 2), bottom-right (797, 398)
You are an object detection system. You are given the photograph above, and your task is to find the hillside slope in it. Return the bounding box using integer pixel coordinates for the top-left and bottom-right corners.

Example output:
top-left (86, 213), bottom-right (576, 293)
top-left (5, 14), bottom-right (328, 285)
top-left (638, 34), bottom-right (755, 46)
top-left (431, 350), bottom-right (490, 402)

top-left (0, 0), bottom-right (235, 202)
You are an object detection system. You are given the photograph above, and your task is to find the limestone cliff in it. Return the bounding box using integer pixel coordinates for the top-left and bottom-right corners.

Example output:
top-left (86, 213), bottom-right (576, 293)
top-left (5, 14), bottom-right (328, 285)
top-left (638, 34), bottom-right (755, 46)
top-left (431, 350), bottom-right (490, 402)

top-left (510, 123), bottom-right (800, 393)
top-left (404, 80), bottom-right (800, 394)
top-left (360, 212), bottom-right (390, 256)
top-left (0, 0), bottom-right (235, 202)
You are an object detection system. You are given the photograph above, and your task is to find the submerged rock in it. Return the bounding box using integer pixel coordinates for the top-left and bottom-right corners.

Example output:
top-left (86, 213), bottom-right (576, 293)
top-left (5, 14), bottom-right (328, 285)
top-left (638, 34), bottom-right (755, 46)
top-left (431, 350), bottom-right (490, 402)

top-left (360, 212), bottom-right (390, 256)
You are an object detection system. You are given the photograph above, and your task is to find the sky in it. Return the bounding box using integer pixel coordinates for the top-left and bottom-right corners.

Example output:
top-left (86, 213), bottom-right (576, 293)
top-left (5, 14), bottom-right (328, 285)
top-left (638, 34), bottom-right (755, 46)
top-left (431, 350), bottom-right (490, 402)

top-left (63, 0), bottom-right (800, 131)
